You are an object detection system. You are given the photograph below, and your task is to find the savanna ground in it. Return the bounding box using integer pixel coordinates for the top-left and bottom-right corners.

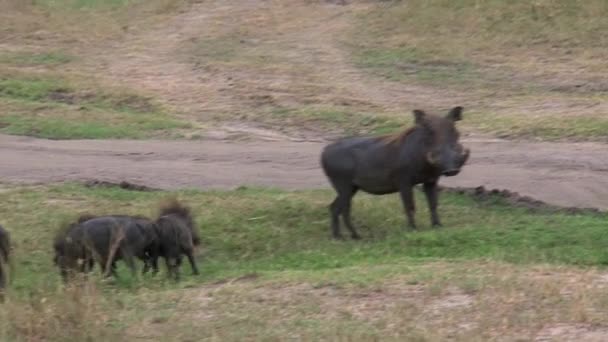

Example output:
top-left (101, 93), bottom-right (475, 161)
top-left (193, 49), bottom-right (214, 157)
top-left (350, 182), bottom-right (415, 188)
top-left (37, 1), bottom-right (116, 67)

top-left (2, 0), bottom-right (608, 140)
top-left (3, 184), bottom-right (608, 341)
top-left (1, 0), bottom-right (608, 340)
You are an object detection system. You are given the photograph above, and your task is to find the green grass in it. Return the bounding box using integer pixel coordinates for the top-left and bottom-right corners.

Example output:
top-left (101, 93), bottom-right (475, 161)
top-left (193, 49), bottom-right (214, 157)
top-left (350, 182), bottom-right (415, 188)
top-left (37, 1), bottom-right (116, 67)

top-left (1, 184), bottom-right (607, 294)
top-left (0, 52), bottom-right (73, 66)
top-left (0, 74), bottom-right (190, 139)
top-left (468, 111), bottom-right (608, 141)
top-left (0, 76), bottom-right (156, 112)
top-left (1, 184), bottom-right (608, 339)
top-left (0, 112), bottom-right (186, 139)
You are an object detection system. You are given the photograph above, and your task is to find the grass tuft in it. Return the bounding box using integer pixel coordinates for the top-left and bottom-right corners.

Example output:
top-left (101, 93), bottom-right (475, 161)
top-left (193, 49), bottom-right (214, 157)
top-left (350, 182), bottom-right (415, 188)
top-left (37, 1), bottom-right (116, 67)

top-left (0, 52), bottom-right (73, 66)
top-left (0, 73), bottom-right (190, 139)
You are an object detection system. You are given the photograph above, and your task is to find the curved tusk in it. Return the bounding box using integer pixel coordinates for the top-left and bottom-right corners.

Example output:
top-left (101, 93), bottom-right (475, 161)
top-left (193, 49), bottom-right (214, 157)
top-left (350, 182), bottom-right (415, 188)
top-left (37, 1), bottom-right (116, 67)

top-left (461, 148), bottom-right (470, 164)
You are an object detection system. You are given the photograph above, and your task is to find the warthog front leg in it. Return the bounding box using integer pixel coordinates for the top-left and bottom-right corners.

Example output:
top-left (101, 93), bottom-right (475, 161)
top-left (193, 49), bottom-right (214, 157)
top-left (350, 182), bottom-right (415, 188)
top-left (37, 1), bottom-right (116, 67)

top-left (185, 249), bottom-right (199, 275)
top-left (399, 184), bottom-right (416, 229)
top-left (150, 255), bottom-right (159, 274)
top-left (423, 181), bottom-right (441, 227)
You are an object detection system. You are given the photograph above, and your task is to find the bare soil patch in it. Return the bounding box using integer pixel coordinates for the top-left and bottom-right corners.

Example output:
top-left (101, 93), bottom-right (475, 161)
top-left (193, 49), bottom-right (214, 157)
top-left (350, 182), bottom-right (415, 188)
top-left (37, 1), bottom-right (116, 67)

top-left (445, 186), bottom-right (604, 215)
top-left (2, 133), bottom-right (608, 210)
top-left (535, 324), bottom-right (608, 342)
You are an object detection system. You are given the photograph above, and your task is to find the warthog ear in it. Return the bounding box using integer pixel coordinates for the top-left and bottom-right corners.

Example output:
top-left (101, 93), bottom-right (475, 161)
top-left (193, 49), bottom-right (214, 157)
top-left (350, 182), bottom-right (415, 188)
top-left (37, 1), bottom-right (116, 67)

top-left (446, 106), bottom-right (463, 121)
top-left (412, 109), bottom-right (426, 124)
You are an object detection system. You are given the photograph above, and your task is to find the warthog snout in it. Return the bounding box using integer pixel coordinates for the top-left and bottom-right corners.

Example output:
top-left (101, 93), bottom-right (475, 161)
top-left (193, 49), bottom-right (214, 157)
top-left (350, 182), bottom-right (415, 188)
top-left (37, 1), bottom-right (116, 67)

top-left (442, 169), bottom-right (460, 176)
top-left (427, 146), bottom-right (470, 177)
top-left (442, 147), bottom-right (470, 176)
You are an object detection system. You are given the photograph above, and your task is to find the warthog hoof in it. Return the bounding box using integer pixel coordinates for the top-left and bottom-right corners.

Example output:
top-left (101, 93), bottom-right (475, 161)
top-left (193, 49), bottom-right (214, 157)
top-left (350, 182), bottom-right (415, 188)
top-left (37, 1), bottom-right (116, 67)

top-left (332, 233), bottom-right (345, 240)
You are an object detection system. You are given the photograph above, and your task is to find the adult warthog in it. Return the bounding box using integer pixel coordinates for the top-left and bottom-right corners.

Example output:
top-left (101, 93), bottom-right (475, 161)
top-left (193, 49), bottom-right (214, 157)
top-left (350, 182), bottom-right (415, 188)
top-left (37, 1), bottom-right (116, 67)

top-left (155, 199), bottom-right (200, 281)
top-left (54, 214), bottom-right (98, 281)
top-left (321, 106), bottom-right (470, 239)
top-left (79, 215), bottom-right (160, 277)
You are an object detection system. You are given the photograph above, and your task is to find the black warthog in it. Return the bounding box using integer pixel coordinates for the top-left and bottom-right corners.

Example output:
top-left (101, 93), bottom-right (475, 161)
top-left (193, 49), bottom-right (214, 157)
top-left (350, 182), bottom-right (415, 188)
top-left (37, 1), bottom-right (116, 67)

top-left (79, 215), bottom-right (160, 277)
top-left (321, 107), bottom-right (470, 239)
top-left (0, 224), bottom-right (10, 295)
top-left (53, 214), bottom-right (97, 281)
top-left (155, 199), bottom-right (200, 281)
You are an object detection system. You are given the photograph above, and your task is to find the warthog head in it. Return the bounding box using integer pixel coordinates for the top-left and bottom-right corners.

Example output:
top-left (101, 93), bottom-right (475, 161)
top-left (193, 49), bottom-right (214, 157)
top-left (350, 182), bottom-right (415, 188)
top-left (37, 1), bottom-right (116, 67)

top-left (418, 106), bottom-right (470, 177)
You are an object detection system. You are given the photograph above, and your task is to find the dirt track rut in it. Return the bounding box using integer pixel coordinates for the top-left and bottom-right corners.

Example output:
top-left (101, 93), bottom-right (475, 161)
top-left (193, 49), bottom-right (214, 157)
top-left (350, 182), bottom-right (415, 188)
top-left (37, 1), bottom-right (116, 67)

top-left (2, 134), bottom-right (607, 210)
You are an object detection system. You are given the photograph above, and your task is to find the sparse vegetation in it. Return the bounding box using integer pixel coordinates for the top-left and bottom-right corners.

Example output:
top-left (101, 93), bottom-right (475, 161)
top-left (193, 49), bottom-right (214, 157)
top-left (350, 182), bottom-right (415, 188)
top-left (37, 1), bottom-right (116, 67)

top-left (1, 184), bottom-right (608, 339)
top-left (264, 107), bottom-right (404, 135)
top-left (0, 0), bottom-right (197, 139)
top-left (0, 73), bottom-right (190, 139)
top-left (353, 0), bottom-right (608, 141)
top-left (0, 0), bottom-right (190, 43)
top-left (1, 0), bottom-right (607, 140)
top-left (354, 0), bottom-right (608, 83)
top-left (468, 110), bottom-right (608, 141)
top-left (0, 52), bottom-right (73, 67)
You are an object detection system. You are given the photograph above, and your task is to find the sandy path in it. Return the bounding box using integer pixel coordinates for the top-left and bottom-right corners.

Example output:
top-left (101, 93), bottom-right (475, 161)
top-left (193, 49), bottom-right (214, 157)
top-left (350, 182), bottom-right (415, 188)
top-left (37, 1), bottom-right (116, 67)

top-left (2, 134), bottom-right (607, 210)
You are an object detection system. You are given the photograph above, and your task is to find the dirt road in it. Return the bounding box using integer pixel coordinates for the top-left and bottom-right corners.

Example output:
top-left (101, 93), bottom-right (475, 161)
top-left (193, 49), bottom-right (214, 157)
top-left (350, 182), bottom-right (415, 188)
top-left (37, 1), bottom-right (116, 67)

top-left (2, 133), bottom-right (607, 210)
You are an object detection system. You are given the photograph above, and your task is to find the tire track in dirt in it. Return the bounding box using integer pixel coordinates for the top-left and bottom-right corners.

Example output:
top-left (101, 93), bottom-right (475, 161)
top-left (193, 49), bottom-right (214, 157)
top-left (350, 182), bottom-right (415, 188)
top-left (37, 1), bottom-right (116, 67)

top-left (2, 133), bottom-right (608, 210)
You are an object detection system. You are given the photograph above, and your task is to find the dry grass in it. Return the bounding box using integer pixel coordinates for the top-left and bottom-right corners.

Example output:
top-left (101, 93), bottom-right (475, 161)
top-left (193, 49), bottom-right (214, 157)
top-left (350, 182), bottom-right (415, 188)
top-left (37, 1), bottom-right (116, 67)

top-left (0, 279), bottom-right (124, 341)
top-left (0, 0), bottom-right (190, 47)
top-left (355, 0), bottom-right (608, 88)
top-left (86, 0), bottom-right (608, 140)
top-left (4, 260), bottom-right (608, 341)
top-left (0, 72), bottom-right (190, 139)
top-left (125, 261), bottom-right (608, 341)
top-left (0, 1), bottom-right (195, 140)
top-left (353, 0), bottom-right (608, 140)
top-left (2, 0), bottom-right (608, 140)
top-left (9, 260), bottom-right (608, 340)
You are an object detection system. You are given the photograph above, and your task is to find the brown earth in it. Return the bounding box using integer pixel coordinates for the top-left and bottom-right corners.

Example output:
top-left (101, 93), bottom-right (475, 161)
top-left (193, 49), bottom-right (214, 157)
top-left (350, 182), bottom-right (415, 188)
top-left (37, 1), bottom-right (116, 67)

top-left (2, 133), bottom-right (607, 210)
